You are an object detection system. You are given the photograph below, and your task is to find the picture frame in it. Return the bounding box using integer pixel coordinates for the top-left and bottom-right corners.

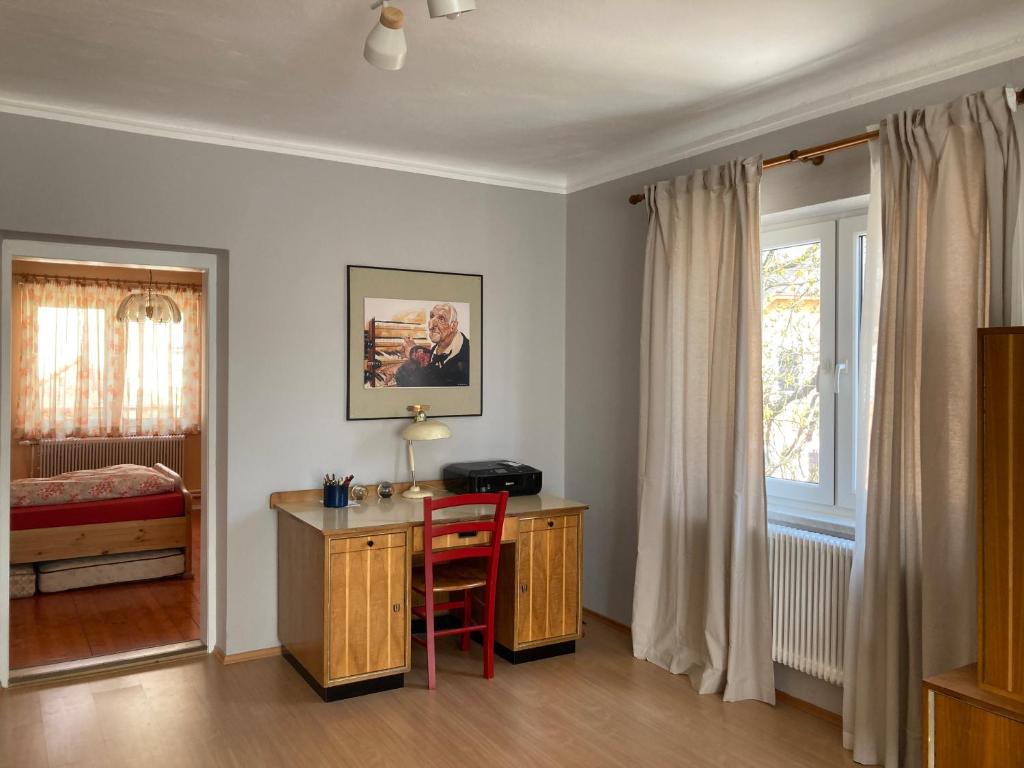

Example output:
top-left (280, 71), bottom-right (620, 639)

top-left (347, 265), bottom-right (483, 420)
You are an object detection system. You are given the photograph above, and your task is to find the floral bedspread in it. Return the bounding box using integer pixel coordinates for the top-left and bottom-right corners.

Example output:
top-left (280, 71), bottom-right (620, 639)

top-left (11, 464), bottom-right (177, 508)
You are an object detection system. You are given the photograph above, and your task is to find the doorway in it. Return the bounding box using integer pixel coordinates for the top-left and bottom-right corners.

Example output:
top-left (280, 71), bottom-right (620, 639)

top-left (0, 236), bottom-right (223, 685)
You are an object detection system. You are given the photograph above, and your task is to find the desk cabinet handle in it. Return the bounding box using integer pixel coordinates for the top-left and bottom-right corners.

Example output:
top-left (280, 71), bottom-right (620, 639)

top-left (520, 583), bottom-right (528, 593)
top-left (367, 540), bottom-right (374, 547)
top-left (392, 603), bottom-right (401, 613)
top-left (547, 520), bottom-right (555, 528)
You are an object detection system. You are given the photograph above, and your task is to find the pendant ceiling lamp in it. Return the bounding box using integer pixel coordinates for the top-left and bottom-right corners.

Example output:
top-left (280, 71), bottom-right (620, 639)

top-left (116, 270), bottom-right (182, 324)
top-left (364, 0), bottom-right (476, 71)
top-left (364, 3), bottom-right (407, 71)
top-left (427, 0), bottom-right (476, 19)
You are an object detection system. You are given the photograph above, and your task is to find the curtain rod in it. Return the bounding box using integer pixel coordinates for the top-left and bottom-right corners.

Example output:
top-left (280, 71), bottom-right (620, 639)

top-left (15, 272), bottom-right (203, 291)
top-left (627, 87), bottom-right (1024, 205)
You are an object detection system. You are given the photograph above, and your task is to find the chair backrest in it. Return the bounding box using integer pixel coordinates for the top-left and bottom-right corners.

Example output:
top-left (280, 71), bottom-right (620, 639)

top-left (422, 492), bottom-right (508, 579)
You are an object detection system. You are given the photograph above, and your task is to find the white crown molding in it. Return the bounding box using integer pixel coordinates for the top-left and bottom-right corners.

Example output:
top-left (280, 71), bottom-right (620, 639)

top-left (1, 10), bottom-right (1021, 199)
top-left (0, 95), bottom-right (569, 195)
top-left (565, 25), bottom-right (1024, 193)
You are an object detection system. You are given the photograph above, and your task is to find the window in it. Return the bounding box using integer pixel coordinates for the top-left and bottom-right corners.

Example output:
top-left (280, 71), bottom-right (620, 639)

top-left (760, 212), bottom-right (867, 528)
top-left (14, 277), bottom-right (202, 440)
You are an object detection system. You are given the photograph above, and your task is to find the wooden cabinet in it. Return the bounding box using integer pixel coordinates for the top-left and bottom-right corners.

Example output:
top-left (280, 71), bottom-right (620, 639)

top-left (924, 665), bottom-right (1024, 767)
top-left (277, 512), bottom-right (411, 700)
top-left (327, 535), bottom-right (408, 682)
top-left (978, 328), bottom-right (1024, 700)
top-left (495, 511), bottom-right (582, 657)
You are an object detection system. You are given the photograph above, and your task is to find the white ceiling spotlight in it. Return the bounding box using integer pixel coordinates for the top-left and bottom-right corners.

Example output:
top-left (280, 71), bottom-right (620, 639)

top-left (427, 0), bottom-right (477, 20)
top-left (364, 2), bottom-right (407, 71)
top-left (364, 0), bottom-right (476, 71)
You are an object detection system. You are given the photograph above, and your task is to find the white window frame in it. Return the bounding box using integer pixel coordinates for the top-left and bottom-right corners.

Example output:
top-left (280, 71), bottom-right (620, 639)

top-left (835, 214), bottom-right (868, 512)
top-left (760, 221), bottom-right (837, 508)
top-left (760, 198), bottom-right (869, 537)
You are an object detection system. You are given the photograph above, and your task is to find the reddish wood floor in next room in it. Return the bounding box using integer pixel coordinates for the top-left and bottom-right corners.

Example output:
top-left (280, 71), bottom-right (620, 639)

top-left (9, 511), bottom-right (201, 670)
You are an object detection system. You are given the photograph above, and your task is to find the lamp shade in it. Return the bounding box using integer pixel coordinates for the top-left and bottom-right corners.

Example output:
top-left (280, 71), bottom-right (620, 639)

top-left (427, 0), bottom-right (476, 19)
top-left (401, 419), bottom-right (450, 441)
top-left (364, 6), bottom-right (407, 70)
top-left (115, 292), bottom-right (183, 323)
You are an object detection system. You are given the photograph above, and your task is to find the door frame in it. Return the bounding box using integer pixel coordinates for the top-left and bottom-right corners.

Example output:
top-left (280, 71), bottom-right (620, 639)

top-left (0, 233), bottom-right (226, 686)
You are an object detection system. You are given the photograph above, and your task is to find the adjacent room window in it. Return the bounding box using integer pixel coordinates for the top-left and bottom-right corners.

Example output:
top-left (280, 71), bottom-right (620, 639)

top-left (14, 276), bottom-right (203, 440)
top-left (761, 213), bottom-right (867, 526)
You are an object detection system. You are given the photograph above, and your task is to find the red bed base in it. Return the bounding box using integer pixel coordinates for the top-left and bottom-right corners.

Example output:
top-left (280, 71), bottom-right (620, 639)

top-left (10, 492), bottom-right (185, 531)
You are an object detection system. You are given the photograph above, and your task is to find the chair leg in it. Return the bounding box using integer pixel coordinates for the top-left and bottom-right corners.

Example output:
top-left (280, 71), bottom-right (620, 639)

top-left (483, 599), bottom-right (495, 680)
top-left (426, 590), bottom-right (437, 690)
top-left (461, 589), bottom-right (472, 652)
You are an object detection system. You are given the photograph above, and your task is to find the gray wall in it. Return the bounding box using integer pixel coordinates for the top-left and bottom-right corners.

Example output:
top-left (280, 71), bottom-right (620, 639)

top-left (566, 56), bottom-right (1024, 626)
top-left (0, 114), bottom-right (567, 654)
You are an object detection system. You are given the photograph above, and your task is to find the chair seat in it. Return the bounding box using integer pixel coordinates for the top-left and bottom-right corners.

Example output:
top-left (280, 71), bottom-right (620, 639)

top-left (413, 561), bottom-right (488, 592)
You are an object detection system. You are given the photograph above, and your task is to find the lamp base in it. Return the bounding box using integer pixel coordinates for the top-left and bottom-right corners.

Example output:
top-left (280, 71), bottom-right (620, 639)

top-left (402, 485), bottom-right (433, 499)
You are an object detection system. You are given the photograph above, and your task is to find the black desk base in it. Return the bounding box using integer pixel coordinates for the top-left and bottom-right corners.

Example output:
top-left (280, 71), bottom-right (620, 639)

top-left (284, 650), bottom-right (404, 702)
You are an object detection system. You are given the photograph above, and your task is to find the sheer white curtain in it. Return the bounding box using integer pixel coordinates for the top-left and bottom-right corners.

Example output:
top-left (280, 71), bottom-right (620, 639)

top-left (843, 88), bottom-right (1021, 767)
top-left (632, 157), bottom-right (775, 704)
top-left (15, 276), bottom-right (203, 439)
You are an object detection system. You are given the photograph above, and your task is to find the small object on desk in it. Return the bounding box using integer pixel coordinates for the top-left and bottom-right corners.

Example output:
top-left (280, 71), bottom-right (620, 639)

top-left (377, 481), bottom-right (394, 499)
top-left (350, 484), bottom-right (367, 502)
top-left (323, 474), bottom-right (350, 508)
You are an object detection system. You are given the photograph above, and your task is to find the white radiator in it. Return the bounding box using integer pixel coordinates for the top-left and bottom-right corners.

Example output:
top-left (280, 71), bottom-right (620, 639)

top-left (768, 523), bottom-right (853, 686)
top-left (33, 435), bottom-right (185, 478)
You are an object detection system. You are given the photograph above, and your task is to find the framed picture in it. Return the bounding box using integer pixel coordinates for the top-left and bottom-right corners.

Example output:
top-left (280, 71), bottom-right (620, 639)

top-left (347, 265), bottom-right (483, 420)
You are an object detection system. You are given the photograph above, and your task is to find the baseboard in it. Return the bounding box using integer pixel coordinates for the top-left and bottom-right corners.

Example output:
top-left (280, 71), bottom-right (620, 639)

top-left (213, 645), bottom-right (283, 665)
top-left (775, 690), bottom-right (842, 727)
top-left (582, 607), bottom-right (631, 634)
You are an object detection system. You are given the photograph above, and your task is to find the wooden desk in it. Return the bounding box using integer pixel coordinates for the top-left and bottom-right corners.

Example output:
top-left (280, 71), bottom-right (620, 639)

top-left (274, 484), bottom-right (586, 701)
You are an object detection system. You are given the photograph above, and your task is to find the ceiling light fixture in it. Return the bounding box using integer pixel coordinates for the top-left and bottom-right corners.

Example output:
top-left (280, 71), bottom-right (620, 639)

top-left (364, 0), bottom-right (476, 71)
top-left (364, 2), bottom-right (407, 71)
top-left (116, 270), bottom-right (183, 324)
top-left (427, 0), bottom-right (477, 20)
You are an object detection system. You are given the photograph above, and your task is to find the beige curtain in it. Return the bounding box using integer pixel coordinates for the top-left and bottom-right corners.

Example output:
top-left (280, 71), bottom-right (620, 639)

top-left (14, 277), bottom-right (203, 439)
top-left (843, 88), bottom-right (1021, 767)
top-left (632, 157), bottom-right (775, 704)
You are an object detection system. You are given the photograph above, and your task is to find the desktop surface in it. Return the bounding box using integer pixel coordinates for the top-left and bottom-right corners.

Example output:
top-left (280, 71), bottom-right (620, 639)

top-left (275, 490), bottom-right (587, 534)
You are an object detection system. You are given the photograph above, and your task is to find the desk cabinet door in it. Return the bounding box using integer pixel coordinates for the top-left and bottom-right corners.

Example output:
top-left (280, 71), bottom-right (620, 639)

top-left (516, 515), bottom-right (580, 646)
top-left (328, 541), bottom-right (407, 681)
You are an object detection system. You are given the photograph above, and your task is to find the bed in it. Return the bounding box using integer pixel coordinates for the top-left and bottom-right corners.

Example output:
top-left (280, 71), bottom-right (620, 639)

top-left (9, 463), bottom-right (193, 576)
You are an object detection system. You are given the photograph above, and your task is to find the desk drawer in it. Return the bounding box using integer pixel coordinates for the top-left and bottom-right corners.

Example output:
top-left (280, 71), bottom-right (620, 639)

top-left (329, 533), bottom-right (406, 554)
top-left (519, 514), bottom-right (578, 533)
top-left (412, 518), bottom-right (519, 553)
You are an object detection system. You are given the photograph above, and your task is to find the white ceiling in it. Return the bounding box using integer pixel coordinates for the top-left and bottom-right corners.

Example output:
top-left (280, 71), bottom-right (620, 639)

top-left (0, 0), bottom-right (1022, 192)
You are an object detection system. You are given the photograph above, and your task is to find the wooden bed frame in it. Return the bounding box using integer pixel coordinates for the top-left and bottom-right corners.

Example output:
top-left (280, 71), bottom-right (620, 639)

top-left (9, 463), bottom-right (194, 576)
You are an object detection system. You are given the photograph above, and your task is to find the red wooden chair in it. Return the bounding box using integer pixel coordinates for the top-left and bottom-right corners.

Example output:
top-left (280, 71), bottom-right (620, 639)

top-left (411, 491), bottom-right (508, 690)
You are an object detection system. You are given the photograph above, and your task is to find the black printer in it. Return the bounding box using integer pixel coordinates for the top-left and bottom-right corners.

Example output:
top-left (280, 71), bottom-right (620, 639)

top-left (442, 460), bottom-right (542, 497)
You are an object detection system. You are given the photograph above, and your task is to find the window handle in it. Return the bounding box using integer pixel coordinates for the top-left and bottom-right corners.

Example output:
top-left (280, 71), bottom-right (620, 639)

top-left (834, 361), bottom-right (848, 394)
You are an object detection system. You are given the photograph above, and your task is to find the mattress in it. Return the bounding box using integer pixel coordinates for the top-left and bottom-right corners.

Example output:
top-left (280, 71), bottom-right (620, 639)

top-left (37, 549), bottom-right (185, 593)
top-left (11, 464), bottom-right (177, 507)
top-left (10, 491), bottom-right (184, 531)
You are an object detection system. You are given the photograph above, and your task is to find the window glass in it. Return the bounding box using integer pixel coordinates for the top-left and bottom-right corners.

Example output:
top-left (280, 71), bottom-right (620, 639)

top-left (761, 240), bottom-right (822, 485)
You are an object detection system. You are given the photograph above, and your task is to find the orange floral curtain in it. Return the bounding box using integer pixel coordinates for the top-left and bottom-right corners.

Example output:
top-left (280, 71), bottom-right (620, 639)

top-left (14, 277), bottom-right (202, 439)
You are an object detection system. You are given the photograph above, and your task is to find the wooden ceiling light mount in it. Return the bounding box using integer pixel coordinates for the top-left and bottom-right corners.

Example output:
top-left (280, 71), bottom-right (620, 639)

top-left (628, 88), bottom-right (1024, 205)
top-left (380, 6), bottom-right (404, 30)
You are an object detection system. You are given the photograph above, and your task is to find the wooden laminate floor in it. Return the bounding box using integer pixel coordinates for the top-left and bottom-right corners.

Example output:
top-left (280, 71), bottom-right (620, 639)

top-left (0, 617), bottom-right (856, 768)
top-left (9, 512), bottom-right (201, 670)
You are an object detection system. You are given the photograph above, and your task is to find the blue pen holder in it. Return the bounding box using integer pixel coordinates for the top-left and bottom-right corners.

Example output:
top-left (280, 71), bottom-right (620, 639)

top-left (324, 484), bottom-right (348, 508)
